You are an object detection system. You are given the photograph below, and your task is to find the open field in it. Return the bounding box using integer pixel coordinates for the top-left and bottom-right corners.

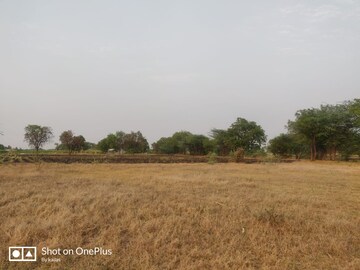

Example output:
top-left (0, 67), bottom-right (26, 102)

top-left (0, 162), bottom-right (359, 269)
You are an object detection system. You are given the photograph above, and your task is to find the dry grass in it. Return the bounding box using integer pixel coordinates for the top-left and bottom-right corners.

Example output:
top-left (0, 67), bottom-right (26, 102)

top-left (0, 162), bottom-right (359, 269)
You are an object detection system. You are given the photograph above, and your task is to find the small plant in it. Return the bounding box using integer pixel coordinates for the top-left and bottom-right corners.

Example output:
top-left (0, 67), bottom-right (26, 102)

top-left (0, 151), bottom-right (23, 164)
top-left (207, 152), bottom-right (217, 164)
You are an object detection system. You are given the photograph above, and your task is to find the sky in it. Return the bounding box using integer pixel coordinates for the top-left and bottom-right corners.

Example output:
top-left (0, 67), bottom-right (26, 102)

top-left (1, 0), bottom-right (359, 149)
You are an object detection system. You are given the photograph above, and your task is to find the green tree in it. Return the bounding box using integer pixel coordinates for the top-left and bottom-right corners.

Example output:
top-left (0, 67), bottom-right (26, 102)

top-left (152, 131), bottom-right (213, 155)
top-left (320, 104), bottom-right (354, 160)
top-left (227, 118), bottom-right (267, 154)
top-left (186, 134), bottom-right (213, 155)
top-left (172, 131), bottom-right (192, 154)
top-left (152, 137), bottom-right (178, 154)
top-left (59, 131), bottom-right (87, 153)
top-left (340, 132), bottom-right (360, 159)
top-left (338, 99), bottom-right (360, 159)
top-left (288, 108), bottom-right (325, 161)
top-left (211, 129), bottom-right (232, 156)
top-left (268, 133), bottom-right (306, 159)
top-left (97, 133), bottom-right (118, 152)
top-left (72, 135), bottom-right (86, 152)
top-left (98, 131), bottom-right (149, 153)
top-left (59, 130), bottom-right (74, 153)
top-left (115, 131), bottom-right (126, 152)
top-left (122, 131), bottom-right (149, 153)
top-left (349, 99), bottom-right (360, 126)
top-left (288, 103), bottom-right (357, 160)
top-left (24, 125), bottom-right (53, 153)
top-left (84, 142), bottom-right (96, 150)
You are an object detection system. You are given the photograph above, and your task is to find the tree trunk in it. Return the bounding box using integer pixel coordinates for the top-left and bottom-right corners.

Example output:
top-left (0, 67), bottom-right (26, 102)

top-left (311, 137), bottom-right (317, 161)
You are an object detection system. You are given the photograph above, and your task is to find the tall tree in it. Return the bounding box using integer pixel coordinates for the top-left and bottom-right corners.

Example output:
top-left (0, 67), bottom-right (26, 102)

top-left (72, 135), bottom-right (86, 152)
top-left (59, 130), bottom-right (87, 153)
top-left (115, 131), bottom-right (126, 152)
top-left (152, 131), bottom-right (213, 155)
top-left (97, 133), bottom-right (118, 152)
top-left (98, 131), bottom-right (149, 153)
top-left (152, 137), bottom-right (178, 154)
top-left (122, 131), bottom-right (149, 153)
top-left (186, 134), bottom-right (213, 155)
top-left (320, 104), bottom-right (354, 160)
top-left (210, 118), bottom-right (267, 156)
top-left (59, 130), bottom-right (74, 153)
top-left (339, 99), bottom-right (360, 159)
top-left (288, 108), bottom-right (324, 161)
top-left (172, 131), bottom-right (192, 154)
top-left (211, 129), bottom-right (232, 156)
top-left (268, 133), bottom-right (306, 159)
top-left (349, 99), bottom-right (360, 126)
top-left (227, 118), bottom-right (267, 154)
top-left (24, 125), bottom-right (53, 153)
top-left (288, 102), bottom-right (358, 160)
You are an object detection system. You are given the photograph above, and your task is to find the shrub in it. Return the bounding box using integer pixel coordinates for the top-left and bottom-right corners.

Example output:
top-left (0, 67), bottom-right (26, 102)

top-left (207, 152), bottom-right (217, 164)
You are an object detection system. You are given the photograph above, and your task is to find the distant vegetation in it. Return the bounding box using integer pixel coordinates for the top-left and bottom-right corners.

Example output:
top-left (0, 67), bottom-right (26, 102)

top-left (152, 131), bottom-right (213, 155)
top-left (57, 130), bottom-right (88, 154)
top-left (24, 125), bottom-right (53, 154)
top-left (275, 99), bottom-right (360, 160)
top-left (1, 99), bottom-right (359, 160)
top-left (97, 131), bottom-right (149, 153)
top-left (211, 117), bottom-right (267, 156)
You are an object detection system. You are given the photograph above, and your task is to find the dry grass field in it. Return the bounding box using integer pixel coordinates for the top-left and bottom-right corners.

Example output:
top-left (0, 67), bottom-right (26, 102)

top-left (0, 162), bottom-right (359, 269)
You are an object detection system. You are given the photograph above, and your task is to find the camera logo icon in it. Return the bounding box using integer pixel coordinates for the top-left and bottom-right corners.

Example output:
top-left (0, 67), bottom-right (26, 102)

top-left (9, 246), bottom-right (37, 262)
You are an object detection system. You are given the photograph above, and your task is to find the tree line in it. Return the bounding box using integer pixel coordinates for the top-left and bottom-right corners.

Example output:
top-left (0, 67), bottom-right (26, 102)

top-left (2, 99), bottom-right (359, 160)
top-left (269, 99), bottom-right (360, 160)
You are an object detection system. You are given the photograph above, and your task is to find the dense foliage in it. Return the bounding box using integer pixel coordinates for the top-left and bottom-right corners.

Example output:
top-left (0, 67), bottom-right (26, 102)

top-left (268, 134), bottom-right (307, 159)
top-left (57, 130), bottom-right (87, 153)
top-left (152, 131), bottom-right (213, 155)
top-left (211, 118), bottom-right (267, 155)
top-left (97, 131), bottom-right (149, 153)
top-left (268, 99), bottom-right (360, 160)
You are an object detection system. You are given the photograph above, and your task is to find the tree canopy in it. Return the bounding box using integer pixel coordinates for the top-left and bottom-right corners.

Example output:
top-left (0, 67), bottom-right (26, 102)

top-left (152, 131), bottom-right (213, 155)
top-left (97, 131), bottom-right (149, 153)
top-left (58, 130), bottom-right (87, 153)
top-left (268, 133), bottom-right (306, 159)
top-left (24, 125), bottom-right (53, 152)
top-left (211, 118), bottom-right (266, 155)
top-left (16, 98), bottom-right (360, 161)
top-left (287, 100), bottom-right (360, 160)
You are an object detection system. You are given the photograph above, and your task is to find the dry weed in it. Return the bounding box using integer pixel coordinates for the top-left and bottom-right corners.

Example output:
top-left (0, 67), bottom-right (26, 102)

top-left (0, 162), bottom-right (359, 269)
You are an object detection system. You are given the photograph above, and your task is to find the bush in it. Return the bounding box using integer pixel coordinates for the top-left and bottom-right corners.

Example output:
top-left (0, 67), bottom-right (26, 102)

top-left (234, 148), bottom-right (244, 162)
top-left (207, 152), bottom-right (217, 164)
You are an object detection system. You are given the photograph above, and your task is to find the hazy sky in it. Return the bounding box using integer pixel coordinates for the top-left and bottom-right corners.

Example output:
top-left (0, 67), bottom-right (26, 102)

top-left (1, 0), bottom-right (359, 148)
